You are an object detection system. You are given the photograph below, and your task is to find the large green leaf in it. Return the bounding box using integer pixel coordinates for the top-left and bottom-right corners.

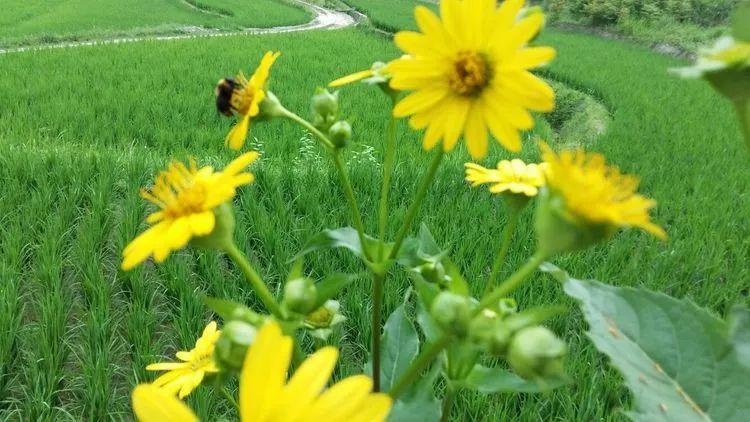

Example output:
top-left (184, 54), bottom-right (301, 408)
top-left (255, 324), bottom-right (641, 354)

top-left (388, 360), bottom-right (442, 422)
top-left (294, 227), bottom-right (385, 264)
top-left (729, 305), bottom-right (750, 369)
top-left (379, 304), bottom-right (420, 392)
top-left (463, 364), bottom-right (568, 393)
top-left (546, 265), bottom-right (750, 421)
top-left (732, 0), bottom-right (750, 42)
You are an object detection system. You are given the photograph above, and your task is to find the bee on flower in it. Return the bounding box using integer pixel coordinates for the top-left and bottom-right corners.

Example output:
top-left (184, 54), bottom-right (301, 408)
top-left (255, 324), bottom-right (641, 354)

top-left (132, 321), bottom-right (392, 421)
top-left (387, 0), bottom-right (556, 158)
top-left (121, 152), bottom-right (259, 270)
top-left (216, 51), bottom-right (280, 150)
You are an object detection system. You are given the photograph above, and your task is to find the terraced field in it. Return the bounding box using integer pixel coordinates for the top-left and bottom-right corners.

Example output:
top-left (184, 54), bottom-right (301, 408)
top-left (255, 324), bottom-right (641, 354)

top-left (0, 1), bottom-right (748, 420)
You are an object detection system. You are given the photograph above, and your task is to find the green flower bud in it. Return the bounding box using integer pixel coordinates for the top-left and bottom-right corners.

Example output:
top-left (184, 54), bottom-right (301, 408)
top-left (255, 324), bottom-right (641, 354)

top-left (283, 277), bottom-right (318, 315)
top-left (534, 188), bottom-right (614, 256)
top-left (190, 202), bottom-right (235, 251)
top-left (215, 321), bottom-right (256, 371)
top-left (258, 90), bottom-right (287, 120)
top-left (469, 310), bottom-right (512, 355)
top-left (431, 291), bottom-right (472, 337)
top-left (417, 260), bottom-right (447, 285)
top-left (311, 88), bottom-right (339, 121)
top-left (328, 121), bottom-right (352, 149)
top-left (507, 326), bottom-right (567, 380)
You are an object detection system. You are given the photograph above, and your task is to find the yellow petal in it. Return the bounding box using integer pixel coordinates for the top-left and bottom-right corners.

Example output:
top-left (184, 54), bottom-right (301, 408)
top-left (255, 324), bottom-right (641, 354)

top-left (132, 384), bottom-right (198, 422)
top-left (465, 103), bottom-right (489, 159)
top-left (329, 69), bottom-right (374, 87)
top-left (226, 113), bottom-right (252, 150)
top-left (224, 152), bottom-right (260, 176)
top-left (240, 321), bottom-right (292, 422)
top-left (189, 212), bottom-right (215, 237)
top-left (276, 347), bottom-right (338, 421)
top-left (393, 88), bottom-right (449, 117)
top-left (348, 393), bottom-right (393, 422)
top-left (442, 98), bottom-right (471, 151)
top-left (306, 375), bottom-right (374, 421)
top-left (505, 47), bottom-right (556, 70)
top-left (146, 362), bottom-right (188, 371)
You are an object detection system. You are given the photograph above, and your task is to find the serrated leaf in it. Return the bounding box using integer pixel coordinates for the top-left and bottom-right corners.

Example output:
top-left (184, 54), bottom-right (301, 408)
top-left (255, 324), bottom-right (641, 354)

top-left (294, 227), bottom-right (385, 263)
top-left (552, 264), bottom-right (750, 422)
top-left (732, 0), bottom-right (750, 42)
top-left (379, 305), bottom-right (420, 392)
top-left (463, 364), bottom-right (569, 393)
top-left (729, 305), bottom-right (750, 369)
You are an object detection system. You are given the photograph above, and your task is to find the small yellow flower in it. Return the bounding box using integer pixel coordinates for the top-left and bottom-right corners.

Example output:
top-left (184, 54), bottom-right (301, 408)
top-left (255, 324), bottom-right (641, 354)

top-left (388, 0), bottom-right (556, 158)
top-left (540, 143), bottom-right (666, 239)
top-left (465, 159), bottom-right (547, 197)
top-left (146, 321), bottom-right (221, 399)
top-left (132, 321), bottom-right (392, 421)
top-left (224, 51), bottom-right (280, 150)
top-left (122, 152), bottom-right (259, 270)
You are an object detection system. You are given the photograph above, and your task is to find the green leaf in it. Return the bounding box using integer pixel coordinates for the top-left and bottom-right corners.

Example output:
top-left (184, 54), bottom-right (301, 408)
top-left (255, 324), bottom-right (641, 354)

top-left (313, 273), bottom-right (357, 309)
top-left (203, 297), bottom-right (263, 325)
top-left (548, 264), bottom-right (750, 421)
top-left (397, 224), bottom-right (447, 269)
top-left (729, 305), bottom-right (750, 369)
top-left (380, 305), bottom-right (420, 392)
top-left (732, 0), bottom-right (750, 42)
top-left (294, 227), bottom-right (385, 263)
top-left (443, 258), bottom-right (469, 296)
top-left (389, 360), bottom-right (442, 422)
top-left (463, 364), bottom-right (568, 393)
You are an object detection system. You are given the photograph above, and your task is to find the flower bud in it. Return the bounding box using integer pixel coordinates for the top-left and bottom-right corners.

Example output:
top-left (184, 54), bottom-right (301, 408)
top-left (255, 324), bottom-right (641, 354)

top-left (258, 90), bottom-right (287, 120)
top-left (215, 321), bottom-right (257, 371)
top-left (431, 291), bottom-right (472, 337)
top-left (283, 277), bottom-right (318, 315)
top-left (417, 260), bottom-right (447, 285)
top-left (507, 326), bottom-right (567, 380)
top-left (311, 88), bottom-right (339, 122)
top-left (534, 188), bottom-right (613, 256)
top-left (328, 121), bottom-right (352, 149)
top-left (190, 202), bottom-right (235, 251)
top-left (469, 310), bottom-right (512, 355)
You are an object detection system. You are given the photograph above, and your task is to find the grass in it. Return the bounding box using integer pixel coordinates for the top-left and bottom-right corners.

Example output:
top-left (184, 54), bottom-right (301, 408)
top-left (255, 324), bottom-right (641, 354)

top-left (0, 10), bottom-right (749, 422)
top-left (0, 0), bottom-right (311, 49)
top-left (344, 0), bottom-right (437, 32)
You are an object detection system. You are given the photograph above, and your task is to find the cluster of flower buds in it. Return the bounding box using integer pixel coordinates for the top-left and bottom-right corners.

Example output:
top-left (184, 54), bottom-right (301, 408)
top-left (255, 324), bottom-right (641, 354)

top-left (311, 88), bottom-right (351, 148)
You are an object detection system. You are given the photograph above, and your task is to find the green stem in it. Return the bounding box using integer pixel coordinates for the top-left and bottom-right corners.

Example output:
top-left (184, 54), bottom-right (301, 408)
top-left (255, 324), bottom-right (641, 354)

top-left (482, 210), bottom-right (520, 297)
top-left (225, 243), bottom-right (285, 319)
top-left (388, 149), bottom-right (445, 260)
top-left (371, 272), bottom-right (385, 392)
top-left (477, 251), bottom-right (547, 315)
top-left (389, 335), bottom-right (452, 399)
top-left (440, 383), bottom-right (457, 422)
top-left (282, 109), bottom-right (373, 262)
top-left (292, 340), bottom-right (306, 369)
top-left (378, 113), bottom-right (398, 260)
top-left (220, 387), bottom-right (239, 411)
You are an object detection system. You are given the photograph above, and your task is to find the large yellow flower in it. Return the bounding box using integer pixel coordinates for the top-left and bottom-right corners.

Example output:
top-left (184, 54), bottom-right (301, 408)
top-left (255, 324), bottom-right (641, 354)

top-left (224, 51), bottom-right (280, 150)
top-left (122, 152), bottom-right (259, 270)
top-left (132, 321), bottom-right (392, 421)
top-left (388, 0), bottom-right (556, 159)
top-left (465, 159), bottom-right (547, 197)
top-left (540, 143), bottom-right (666, 239)
top-left (146, 321), bottom-right (221, 399)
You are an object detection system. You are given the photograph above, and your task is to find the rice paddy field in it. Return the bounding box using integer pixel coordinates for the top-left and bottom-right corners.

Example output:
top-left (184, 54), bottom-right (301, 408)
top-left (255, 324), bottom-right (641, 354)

top-left (0, 0), bottom-right (748, 420)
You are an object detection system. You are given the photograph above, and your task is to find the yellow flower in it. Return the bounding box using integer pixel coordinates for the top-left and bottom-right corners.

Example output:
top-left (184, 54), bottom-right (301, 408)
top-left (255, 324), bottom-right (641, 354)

top-left (465, 159), bottom-right (547, 197)
top-left (122, 152), bottom-right (259, 270)
top-left (146, 321), bottom-right (221, 399)
top-left (388, 0), bottom-right (556, 159)
top-left (132, 321), bottom-right (392, 422)
top-left (224, 51), bottom-right (280, 150)
top-left (540, 143), bottom-right (666, 239)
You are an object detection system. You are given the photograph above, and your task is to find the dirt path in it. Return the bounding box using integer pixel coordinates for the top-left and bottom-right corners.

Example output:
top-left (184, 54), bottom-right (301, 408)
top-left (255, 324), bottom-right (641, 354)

top-left (0, 1), bottom-right (357, 55)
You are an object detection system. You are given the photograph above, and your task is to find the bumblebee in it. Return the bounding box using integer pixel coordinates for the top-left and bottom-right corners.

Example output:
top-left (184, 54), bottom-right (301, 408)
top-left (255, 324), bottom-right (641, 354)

top-left (215, 78), bottom-right (237, 117)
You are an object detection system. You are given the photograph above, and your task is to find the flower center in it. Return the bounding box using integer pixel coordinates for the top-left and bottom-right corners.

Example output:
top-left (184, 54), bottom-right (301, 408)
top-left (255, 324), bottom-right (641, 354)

top-left (449, 51), bottom-right (490, 97)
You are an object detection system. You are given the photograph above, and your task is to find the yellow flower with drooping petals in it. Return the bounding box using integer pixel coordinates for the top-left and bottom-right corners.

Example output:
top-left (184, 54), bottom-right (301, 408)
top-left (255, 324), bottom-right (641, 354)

top-left (224, 51), bottom-right (280, 150)
top-left (540, 143), bottom-right (666, 239)
top-left (146, 321), bottom-right (221, 399)
top-left (122, 152), bottom-right (259, 270)
top-left (132, 321), bottom-right (392, 421)
top-left (388, 0), bottom-right (556, 158)
top-left (465, 159), bottom-right (547, 197)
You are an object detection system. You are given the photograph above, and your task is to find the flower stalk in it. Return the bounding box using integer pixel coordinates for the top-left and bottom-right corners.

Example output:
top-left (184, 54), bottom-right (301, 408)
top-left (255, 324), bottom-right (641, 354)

top-left (371, 272), bottom-right (385, 392)
top-left (378, 111), bottom-right (398, 260)
top-left (440, 383), bottom-right (457, 422)
top-left (225, 242), bottom-right (285, 319)
top-left (483, 209), bottom-right (520, 297)
top-left (389, 335), bottom-right (452, 399)
top-left (478, 251), bottom-right (547, 314)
